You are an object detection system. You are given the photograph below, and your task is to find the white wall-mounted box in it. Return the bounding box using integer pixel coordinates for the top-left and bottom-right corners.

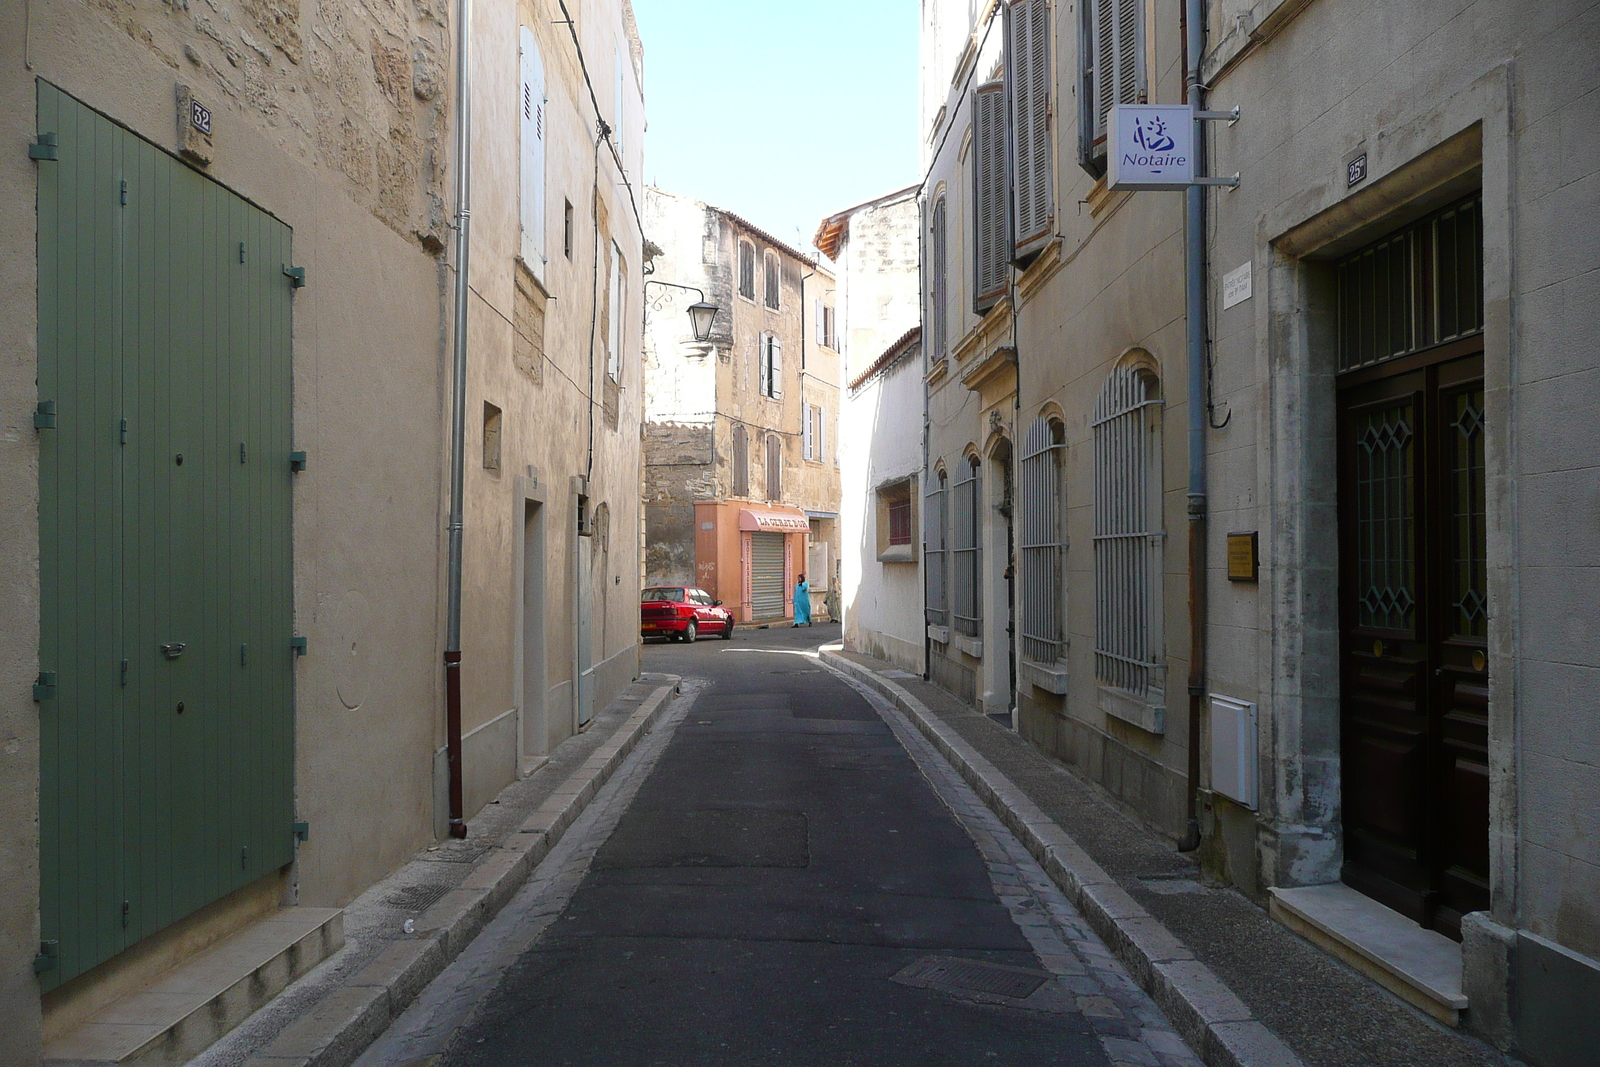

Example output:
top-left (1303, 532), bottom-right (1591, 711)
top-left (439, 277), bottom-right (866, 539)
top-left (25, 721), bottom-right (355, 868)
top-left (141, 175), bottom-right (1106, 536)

top-left (1210, 694), bottom-right (1258, 810)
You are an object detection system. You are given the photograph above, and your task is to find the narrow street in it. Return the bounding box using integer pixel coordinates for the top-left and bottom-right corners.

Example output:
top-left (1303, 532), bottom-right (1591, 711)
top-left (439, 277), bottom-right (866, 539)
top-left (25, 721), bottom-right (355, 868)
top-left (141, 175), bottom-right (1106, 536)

top-left (359, 623), bottom-right (1196, 1066)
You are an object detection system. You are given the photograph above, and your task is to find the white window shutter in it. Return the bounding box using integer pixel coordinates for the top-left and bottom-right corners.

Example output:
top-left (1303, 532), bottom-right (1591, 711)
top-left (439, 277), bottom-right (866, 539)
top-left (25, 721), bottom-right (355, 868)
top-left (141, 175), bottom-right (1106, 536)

top-left (1008, 0), bottom-right (1054, 260)
top-left (817, 406), bottom-right (826, 463)
top-left (803, 405), bottom-right (813, 460)
top-left (770, 339), bottom-right (782, 398)
top-left (973, 81), bottom-right (1009, 313)
top-left (614, 48), bottom-right (626, 161)
top-left (519, 27), bottom-right (547, 279)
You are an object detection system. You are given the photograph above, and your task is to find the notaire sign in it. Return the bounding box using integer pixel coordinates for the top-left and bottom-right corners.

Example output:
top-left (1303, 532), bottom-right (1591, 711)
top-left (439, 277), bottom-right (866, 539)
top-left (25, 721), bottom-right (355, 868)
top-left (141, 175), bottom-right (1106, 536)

top-left (1107, 105), bottom-right (1195, 191)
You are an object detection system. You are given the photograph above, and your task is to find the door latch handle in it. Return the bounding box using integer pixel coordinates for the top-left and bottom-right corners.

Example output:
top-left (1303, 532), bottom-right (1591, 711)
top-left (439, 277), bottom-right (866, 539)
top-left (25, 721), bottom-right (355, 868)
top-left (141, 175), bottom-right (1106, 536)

top-left (160, 642), bottom-right (187, 660)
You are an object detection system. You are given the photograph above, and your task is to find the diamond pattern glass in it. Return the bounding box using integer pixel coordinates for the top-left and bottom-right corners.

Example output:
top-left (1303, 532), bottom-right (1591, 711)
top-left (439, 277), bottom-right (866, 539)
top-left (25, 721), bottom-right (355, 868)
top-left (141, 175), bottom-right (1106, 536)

top-left (1356, 403), bottom-right (1416, 631)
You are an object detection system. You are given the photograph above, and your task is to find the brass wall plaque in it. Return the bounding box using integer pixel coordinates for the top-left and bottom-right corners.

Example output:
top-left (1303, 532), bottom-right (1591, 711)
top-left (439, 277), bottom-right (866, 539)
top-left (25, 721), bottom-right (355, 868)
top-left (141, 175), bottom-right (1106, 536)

top-left (1226, 531), bottom-right (1259, 582)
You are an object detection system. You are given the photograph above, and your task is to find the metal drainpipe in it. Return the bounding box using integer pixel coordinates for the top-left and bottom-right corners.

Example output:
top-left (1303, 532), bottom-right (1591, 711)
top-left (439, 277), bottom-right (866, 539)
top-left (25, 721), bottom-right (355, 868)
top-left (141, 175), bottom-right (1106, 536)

top-left (1179, 0), bottom-right (1208, 854)
top-left (443, 0), bottom-right (474, 839)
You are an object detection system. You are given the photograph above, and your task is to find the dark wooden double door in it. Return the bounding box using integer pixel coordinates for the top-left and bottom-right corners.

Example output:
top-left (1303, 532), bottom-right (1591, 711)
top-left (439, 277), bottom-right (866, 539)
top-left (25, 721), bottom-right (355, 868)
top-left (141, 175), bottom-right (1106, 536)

top-left (1337, 342), bottom-right (1489, 940)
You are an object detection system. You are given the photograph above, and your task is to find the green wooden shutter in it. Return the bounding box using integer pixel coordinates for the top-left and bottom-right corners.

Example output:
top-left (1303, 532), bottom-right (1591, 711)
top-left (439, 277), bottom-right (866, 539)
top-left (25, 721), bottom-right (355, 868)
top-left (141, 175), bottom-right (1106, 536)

top-left (36, 82), bottom-right (296, 990)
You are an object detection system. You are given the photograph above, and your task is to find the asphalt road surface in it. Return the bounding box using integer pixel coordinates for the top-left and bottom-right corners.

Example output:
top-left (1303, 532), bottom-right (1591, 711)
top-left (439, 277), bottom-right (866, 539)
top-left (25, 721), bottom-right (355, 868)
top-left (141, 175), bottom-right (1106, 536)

top-left (364, 623), bottom-right (1196, 1066)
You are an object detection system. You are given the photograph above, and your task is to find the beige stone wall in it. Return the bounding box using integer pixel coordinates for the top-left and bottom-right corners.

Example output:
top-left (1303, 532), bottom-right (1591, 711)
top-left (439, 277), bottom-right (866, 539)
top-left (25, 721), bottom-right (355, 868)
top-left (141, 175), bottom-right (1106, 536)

top-left (920, 0), bottom-right (1195, 832)
top-left (1, 0), bottom-right (448, 1055)
top-left (0, 0), bottom-right (645, 1054)
top-left (459, 0), bottom-right (644, 789)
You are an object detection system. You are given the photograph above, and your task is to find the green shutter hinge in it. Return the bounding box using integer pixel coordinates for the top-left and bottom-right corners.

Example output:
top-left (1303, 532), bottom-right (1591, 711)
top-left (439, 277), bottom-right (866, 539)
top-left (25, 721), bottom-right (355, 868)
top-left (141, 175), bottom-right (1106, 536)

top-left (30, 133), bottom-right (58, 161)
top-left (292, 821), bottom-right (310, 843)
top-left (290, 635), bottom-right (308, 656)
top-left (282, 264), bottom-right (306, 288)
top-left (290, 451), bottom-right (308, 473)
top-left (33, 672), bottom-right (57, 702)
top-left (34, 940), bottom-right (59, 975)
top-left (34, 401), bottom-right (57, 430)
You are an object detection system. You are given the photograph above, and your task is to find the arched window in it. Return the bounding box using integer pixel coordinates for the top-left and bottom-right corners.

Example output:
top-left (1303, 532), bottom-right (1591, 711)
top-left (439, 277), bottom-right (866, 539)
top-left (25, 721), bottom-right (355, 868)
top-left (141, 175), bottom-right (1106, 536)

top-left (765, 434), bottom-right (783, 500)
top-left (925, 466), bottom-right (949, 626)
top-left (1020, 416), bottom-right (1066, 664)
top-left (764, 251), bottom-right (781, 309)
top-left (738, 240), bottom-right (756, 300)
top-left (731, 424), bottom-right (749, 497)
top-left (1092, 363), bottom-right (1164, 700)
top-left (952, 454), bottom-right (983, 638)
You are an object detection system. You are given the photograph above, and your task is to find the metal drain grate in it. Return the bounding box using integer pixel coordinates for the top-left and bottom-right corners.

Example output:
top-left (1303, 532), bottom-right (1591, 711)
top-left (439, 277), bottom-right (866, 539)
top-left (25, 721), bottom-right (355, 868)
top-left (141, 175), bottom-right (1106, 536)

top-left (385, 882), bottom-right (454, 913)
top-left (892, 955), bottom-right (1050, 1001)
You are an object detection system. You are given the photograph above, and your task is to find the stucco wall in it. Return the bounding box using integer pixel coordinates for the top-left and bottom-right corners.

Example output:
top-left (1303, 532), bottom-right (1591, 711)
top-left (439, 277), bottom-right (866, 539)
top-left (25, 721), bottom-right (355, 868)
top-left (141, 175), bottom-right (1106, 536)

top-left (2, 0), bottom-right (448, 1054)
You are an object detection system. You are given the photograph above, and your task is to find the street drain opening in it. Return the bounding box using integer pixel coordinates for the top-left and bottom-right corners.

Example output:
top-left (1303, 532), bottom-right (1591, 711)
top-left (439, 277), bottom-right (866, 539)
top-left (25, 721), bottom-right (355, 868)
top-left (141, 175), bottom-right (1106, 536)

top-left (892, 955), bottom-right (1051, 1003)
top-left (385, 882), bottom-right (454, 913)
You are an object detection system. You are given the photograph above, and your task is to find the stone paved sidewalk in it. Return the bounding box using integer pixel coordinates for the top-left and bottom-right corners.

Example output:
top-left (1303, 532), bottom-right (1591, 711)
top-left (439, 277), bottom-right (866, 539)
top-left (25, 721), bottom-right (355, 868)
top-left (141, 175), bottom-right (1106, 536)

top-left (824, 647), bottom-right (1521, 1067)
top-left (191, 673), bottom-right (682, 1067)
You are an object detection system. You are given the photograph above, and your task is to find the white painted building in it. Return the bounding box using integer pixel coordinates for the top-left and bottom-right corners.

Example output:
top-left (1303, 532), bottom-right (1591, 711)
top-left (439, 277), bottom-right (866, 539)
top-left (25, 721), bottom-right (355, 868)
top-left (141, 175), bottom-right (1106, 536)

top-left (818, 189), bottom-right (924, 672)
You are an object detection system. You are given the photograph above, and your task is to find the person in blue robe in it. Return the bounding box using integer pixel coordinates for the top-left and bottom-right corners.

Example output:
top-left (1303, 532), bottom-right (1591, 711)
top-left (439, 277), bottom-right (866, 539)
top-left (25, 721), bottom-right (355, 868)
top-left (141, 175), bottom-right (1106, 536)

top-left (792, 573), bottom-right (812, 626)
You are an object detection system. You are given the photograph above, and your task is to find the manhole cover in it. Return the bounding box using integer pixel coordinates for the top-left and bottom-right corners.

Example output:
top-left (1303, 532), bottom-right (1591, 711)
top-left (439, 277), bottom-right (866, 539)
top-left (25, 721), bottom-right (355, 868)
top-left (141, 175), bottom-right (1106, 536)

top-left (385, 882), bottom-right (454, 913)
top-left (893, 955), bottom-right (1050, 1002)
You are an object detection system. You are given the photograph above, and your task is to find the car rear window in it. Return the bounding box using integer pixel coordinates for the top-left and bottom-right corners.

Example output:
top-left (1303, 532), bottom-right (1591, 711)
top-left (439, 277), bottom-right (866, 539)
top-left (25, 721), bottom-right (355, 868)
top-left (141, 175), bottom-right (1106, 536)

top-left (642, 587), bottom-right (684, 602)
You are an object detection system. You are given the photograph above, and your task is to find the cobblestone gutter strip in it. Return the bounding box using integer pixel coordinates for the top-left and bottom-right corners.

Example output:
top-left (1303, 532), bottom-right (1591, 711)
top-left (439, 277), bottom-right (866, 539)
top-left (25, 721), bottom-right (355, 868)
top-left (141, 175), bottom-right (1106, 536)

top-left (236, 679), bottom-right (681, 1067)
top-left (821, 651), bottom-right (1302, 1067)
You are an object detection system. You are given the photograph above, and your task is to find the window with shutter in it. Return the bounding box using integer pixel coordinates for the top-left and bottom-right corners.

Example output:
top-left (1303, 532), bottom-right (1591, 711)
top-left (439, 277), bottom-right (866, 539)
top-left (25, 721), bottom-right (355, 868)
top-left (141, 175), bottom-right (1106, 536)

top-left (824, 305), bottom-right (835, 349)
top-left (929, 198), bottom-right (949, 360)
top-left (1079, 0), bottom-right (1145, 175)
top-left (972, 82), bottom-right (1010, 314)
top-left (925, 469), bottom-right (949, 625)
top-left (953, 455), bottom-right (983, 637)
top-left (1007, 0), bottom-right (1055, 262)
top-left (1093, 363), bottom-right (1165, 700)
top-left (816, 405), bottom-right (825, 463)
top-left (739, 241), bottom-right (756, 300)
top-left (732, 424), bottom-right (749, 497)
top-left (803, 404), bottom-right (813, 460)
top-left (766, 435), bottom-right (783, 500)
top-left (614, 49), bottom-right (626, 161)
top-left (1020, 416), bottom-right (1067, 663)
top-left (519, 27), bottom-right (547, 280)
top-left (607, 242), bottom-right (624, 380)
top-left (769, 338), bottom-right (782, 398)
top-left (765, 252), bottom-right (781, 309)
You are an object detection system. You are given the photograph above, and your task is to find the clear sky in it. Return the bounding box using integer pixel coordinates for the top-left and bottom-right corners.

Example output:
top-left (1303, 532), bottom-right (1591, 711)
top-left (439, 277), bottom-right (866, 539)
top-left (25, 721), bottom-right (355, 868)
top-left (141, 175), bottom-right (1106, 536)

top-left (631, 0), bottom-right (920, 255)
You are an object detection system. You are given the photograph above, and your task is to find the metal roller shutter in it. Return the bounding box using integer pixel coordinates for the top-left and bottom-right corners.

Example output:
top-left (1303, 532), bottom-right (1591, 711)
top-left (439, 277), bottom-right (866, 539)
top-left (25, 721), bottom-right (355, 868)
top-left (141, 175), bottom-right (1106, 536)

top-left (750, 532), bottom-right (786, 619)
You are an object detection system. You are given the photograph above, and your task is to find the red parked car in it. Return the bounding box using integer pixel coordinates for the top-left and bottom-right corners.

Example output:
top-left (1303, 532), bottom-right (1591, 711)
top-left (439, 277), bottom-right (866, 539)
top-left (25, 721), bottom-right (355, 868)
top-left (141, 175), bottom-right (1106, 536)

top-left (640, 586), bottom-right (734, 642)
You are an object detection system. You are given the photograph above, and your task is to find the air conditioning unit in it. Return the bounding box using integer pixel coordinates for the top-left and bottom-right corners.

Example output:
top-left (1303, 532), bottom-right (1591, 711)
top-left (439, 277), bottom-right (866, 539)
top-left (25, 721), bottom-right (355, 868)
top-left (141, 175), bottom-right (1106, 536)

top-left (1209, 694), bottom-right (1258, 810)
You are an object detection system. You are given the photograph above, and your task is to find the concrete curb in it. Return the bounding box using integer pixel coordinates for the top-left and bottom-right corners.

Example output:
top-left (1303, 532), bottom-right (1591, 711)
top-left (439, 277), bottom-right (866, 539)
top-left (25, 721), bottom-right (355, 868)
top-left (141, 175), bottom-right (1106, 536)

top-left (243, 678), bottom-right (682, 1067)
top-left (821, 650), bottom-right (1304, 1067)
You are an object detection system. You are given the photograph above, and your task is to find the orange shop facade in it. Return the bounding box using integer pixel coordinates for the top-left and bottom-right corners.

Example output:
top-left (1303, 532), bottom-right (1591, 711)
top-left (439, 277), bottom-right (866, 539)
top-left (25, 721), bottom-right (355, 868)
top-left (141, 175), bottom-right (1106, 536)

top-left (694, 501), bottom-right (809, 622)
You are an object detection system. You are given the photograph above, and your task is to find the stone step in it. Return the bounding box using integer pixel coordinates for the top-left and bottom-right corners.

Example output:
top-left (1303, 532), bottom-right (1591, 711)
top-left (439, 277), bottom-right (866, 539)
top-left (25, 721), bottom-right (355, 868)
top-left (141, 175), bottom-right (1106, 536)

top-left (1269, 883), bottom-right (1467, 1025)
top-left (45, 907), bottom-right (343, 1067)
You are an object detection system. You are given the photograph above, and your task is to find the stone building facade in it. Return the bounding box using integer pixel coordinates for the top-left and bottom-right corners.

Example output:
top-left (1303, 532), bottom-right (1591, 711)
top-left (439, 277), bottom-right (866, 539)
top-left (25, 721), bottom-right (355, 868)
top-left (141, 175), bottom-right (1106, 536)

top-left (0, 0), bottom-right (644, 1059)
top-left (905, 0), bottom-right (1600, 1062)
top-left (643, 188), bottom-right (841, 623)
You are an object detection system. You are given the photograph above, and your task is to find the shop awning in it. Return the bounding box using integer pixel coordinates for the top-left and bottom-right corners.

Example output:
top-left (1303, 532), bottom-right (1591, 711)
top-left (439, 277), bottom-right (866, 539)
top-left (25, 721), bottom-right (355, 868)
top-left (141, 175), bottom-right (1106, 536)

top-left (738, 505), bottom-right (809, 532)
